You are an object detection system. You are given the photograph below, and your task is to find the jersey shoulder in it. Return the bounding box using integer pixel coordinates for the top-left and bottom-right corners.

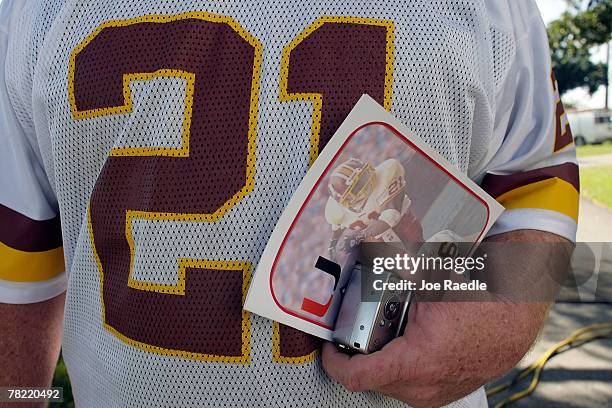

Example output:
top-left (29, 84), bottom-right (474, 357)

top-left (375, 159), bottom-right (404, 186)
top-left (3, 0), bottom-right (66, 131)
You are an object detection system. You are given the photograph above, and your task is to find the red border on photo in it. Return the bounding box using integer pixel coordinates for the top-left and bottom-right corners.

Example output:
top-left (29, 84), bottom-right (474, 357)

top-left (269, 122), bottom-right (491, 329)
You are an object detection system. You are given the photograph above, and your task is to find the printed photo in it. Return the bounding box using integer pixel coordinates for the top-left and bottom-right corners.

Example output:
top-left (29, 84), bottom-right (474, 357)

top-left (271, 122), bottom-right (491, 327)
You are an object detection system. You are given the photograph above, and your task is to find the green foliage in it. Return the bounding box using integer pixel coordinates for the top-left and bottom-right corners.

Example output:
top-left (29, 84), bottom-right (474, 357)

top-left (51, 354), bottom-right (74, 408)
top-left (547, 0), bottom-right (611, 95)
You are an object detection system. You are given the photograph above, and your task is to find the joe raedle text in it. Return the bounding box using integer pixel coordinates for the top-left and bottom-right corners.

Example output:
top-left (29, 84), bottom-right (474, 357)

top-left (373, 278), bottom-right (488, 292)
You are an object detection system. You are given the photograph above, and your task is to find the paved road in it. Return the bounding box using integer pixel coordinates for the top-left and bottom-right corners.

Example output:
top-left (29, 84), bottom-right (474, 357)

top-left (488, 303), bottom-right (612, 408)
top-left (577, 198), bottom-right (612, 242)
top-left (578, 154), bottom-right (612, 168)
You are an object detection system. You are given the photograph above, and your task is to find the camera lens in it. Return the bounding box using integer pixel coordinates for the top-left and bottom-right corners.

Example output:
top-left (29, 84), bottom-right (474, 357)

top-left (384, 296), bottom-right (401, 320)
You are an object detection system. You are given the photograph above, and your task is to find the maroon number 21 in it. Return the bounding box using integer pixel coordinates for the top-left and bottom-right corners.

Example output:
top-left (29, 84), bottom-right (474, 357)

top-left (69, 13), bottom-right (393, 363)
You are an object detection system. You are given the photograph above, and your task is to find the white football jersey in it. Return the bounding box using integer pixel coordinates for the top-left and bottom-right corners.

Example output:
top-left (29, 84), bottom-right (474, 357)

top-left (0, 0), bottom-right (578, 406)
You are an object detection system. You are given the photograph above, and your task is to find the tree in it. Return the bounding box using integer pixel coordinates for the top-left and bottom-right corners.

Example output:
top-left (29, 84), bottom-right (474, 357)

top-left (547, 0), bottom-right (611, 96)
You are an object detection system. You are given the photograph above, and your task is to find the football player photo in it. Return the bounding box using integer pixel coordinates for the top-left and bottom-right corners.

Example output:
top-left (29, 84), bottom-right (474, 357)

top-left (263, 120), bottom-right (497, 333)
top-left (2, 0), bottom-right (602, 407)
top-left (325, 157), bottom-right (424, 258)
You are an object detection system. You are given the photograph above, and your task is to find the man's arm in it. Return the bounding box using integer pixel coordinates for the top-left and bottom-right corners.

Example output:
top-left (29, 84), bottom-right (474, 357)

top-left (0, 293), bottom-right (65, 389)
top-left (322, 229), bottom-right (571, 407)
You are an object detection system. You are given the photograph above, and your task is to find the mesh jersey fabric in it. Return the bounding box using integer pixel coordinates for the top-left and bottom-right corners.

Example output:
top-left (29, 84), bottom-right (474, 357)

top-left (0, 0), bottom-right (578, 406)
top-left (0, 0), bottom-right (68, 303)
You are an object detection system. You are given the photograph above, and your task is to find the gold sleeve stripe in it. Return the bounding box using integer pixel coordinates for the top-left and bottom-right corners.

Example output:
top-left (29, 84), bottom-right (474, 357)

top-left (0, 242), bottom-right (65, 282)
top-left (495, 177), bottom-right (579, 222)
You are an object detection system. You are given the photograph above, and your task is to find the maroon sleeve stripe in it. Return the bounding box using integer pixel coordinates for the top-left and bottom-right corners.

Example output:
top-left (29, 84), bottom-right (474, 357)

top-left (481, 163), bottom-right (580, 199)
top-left (0, 203), bottom-right (62, 252)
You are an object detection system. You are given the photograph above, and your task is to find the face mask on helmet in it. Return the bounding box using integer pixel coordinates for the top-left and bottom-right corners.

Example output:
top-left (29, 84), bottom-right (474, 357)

top-left (329, 159), bottom-right (376, 212)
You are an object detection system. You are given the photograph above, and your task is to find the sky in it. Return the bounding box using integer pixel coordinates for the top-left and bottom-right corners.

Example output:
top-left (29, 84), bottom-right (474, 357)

top-left (535, 0), bottom-right (568, 24)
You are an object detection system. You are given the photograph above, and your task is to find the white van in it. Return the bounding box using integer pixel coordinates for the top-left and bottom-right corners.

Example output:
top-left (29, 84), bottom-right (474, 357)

top-left (567, 110), bottom-right (612, 145)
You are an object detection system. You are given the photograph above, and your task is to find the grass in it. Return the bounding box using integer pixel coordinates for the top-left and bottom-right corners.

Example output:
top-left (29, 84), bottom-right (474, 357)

top-left (580, 165), bottom-right (612, 209)
top-left (576, 142), bottom-right (612, 158)
top-left (51, 354), bottom-right (74, 408)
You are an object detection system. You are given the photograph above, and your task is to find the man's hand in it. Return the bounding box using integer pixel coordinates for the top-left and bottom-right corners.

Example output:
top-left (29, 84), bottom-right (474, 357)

top-left (322, 230), bottom-right (572, 407)
top-left (0, 293), bottom-right (65, 394)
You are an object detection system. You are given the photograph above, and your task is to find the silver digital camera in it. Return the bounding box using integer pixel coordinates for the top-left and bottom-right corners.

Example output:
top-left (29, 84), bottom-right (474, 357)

top-left (333, 262), bottom-right (411, 354)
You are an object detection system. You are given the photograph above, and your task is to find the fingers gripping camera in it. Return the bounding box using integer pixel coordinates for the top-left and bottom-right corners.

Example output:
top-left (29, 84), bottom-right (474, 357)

top-left (332, 262), bottom-right (411, 354)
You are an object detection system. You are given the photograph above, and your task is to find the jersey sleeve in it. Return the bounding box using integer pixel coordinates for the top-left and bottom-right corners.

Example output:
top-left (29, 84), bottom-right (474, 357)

top-left (0, 0), bottom-right (67, 304)
top-left (475, 1), bottom-right (579, 242)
